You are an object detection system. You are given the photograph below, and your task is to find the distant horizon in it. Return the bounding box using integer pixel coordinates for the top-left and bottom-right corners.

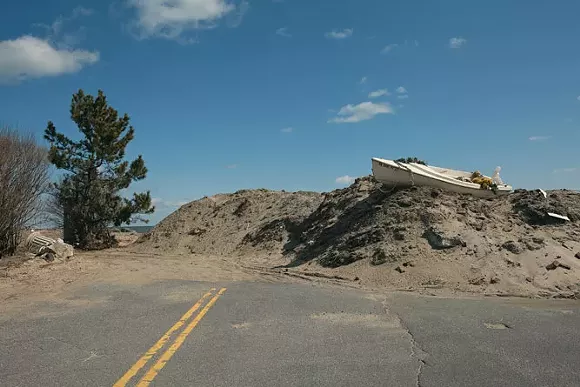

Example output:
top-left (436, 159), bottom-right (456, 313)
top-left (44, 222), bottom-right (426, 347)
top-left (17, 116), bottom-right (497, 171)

top-left (121, 225), bottom-right (155, 232)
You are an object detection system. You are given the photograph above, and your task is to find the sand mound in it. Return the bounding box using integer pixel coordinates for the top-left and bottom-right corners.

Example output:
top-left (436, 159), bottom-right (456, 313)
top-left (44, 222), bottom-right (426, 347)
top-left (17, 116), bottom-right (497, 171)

top-left (133, 189), bottom-right (323, 257)
top-left (136, 178), bottom-right (580, 298)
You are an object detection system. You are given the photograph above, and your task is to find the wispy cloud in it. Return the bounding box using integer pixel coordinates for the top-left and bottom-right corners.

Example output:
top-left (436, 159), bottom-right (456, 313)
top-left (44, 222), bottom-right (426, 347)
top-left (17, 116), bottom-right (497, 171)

top-left (280, 127), bottom-right (293, 133)
top-left (576, 96), bottom-right (580, 101)
top-left (226, 0), bottom-right (249, 28)
top-left (35, 6), bottom-right (94, 42)
top-left (449, 37), bottom-right (466, 49)
top-left (528, 136), bottom-right (551, 141)
top-left (381, 43), bottom-right (398, 54)
top-left (358, 76), bottom-right (368, 85)
top-left (127, 0), bottom-right (240, 40)
top-left (108, 1), bottom-right (124, 19)
top-left (0, 8), bottom-right (98, 84)
top-left (276, 27), bottom-right (291, 38)
top-left (397, 94), bottom-right (409, 99)
top-left (335, 175), bottom-right (356, 185)
top-left (325, 28), bottom-right (353, 39)
top-left (368, 89), bottom-right (390, 98)
top-left (328, 101), bottom-right (394, 124)
top-left (396, 86), bottom-right (407, 94)
top-left (226, 164), bottom-right (238, 169)
top-left (553, 167), bottom-right (577, 173)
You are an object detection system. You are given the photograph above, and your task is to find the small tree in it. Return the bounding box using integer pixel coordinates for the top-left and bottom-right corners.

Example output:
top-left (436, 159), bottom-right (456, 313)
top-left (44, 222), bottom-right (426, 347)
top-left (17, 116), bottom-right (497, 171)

top-left (44, 89), bottom-right (154, 249)
top-left (0, 126), bottom-right (50, 257)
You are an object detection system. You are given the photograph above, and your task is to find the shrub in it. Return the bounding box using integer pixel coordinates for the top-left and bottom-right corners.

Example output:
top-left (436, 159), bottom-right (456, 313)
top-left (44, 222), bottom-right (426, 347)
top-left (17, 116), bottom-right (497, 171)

top-left (0, 126), bottom-right (50, 257)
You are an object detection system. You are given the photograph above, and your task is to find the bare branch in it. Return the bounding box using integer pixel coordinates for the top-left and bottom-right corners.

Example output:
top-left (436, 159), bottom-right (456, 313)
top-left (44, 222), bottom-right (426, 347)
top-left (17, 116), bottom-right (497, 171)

top-left (0, 125), bottom-right (50, 257)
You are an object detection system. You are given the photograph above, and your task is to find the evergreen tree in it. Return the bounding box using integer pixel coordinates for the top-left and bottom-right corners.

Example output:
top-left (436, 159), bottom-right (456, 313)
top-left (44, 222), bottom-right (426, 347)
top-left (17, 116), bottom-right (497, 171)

top-left (45, 89), bottom-right (154, 248)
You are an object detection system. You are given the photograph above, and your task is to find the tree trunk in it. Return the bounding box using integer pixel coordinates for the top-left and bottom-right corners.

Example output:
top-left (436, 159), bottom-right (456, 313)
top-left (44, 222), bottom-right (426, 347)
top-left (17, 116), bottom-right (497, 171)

top-left (63, 206), bottom-right (75, 245)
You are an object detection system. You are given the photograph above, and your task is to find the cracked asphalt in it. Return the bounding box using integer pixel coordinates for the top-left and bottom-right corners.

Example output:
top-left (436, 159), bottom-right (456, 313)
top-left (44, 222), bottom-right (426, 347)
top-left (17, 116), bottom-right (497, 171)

top-left (1, 280), bottom-right (580, 386)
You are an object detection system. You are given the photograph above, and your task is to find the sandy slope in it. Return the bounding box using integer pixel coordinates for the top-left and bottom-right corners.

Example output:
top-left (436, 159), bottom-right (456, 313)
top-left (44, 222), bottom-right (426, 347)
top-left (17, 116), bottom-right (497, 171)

top-left (2, 178), bottom-right (580, 304)
top-left (134, 178), bottom-right (580, 298)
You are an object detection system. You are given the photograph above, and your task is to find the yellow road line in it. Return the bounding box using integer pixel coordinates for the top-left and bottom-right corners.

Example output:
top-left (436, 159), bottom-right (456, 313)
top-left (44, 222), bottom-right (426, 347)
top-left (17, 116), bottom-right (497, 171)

top-left (113, 289), bottom-right (216, 387)
top-left (136, 288), bottom-right (227, 387)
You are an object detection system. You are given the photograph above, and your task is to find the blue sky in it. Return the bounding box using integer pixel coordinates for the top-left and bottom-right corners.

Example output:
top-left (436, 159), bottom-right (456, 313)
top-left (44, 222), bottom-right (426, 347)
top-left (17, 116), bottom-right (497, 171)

top-left (1, 0), bottom-right (579, 223)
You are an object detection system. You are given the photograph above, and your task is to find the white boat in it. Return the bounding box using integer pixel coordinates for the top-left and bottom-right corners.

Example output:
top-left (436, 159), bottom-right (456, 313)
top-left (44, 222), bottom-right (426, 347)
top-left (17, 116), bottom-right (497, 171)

top-left (371, 157), bottom-right (512, 198)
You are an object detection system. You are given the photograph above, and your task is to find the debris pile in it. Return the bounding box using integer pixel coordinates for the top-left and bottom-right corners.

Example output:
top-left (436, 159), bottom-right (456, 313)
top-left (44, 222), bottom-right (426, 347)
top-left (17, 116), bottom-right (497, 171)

top-left (25, 232), bottom-right (74, 262)
top-left (136, 177), bottom-right (580, 298)
top-left (510, 189), bottom-right (580, 224)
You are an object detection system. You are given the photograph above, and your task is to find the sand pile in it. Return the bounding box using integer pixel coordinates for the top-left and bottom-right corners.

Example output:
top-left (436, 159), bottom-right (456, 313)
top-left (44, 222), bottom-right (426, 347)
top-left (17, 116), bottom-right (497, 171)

top-left (133, 189), bottom-right (323, 257)
top-left (136, 178), bottom-right (580, 298)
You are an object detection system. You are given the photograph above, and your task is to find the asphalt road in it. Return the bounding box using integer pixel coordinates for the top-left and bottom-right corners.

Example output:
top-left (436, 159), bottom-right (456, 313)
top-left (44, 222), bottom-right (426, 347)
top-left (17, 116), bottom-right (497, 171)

top-left (1, 280), bottom-right (580, 386)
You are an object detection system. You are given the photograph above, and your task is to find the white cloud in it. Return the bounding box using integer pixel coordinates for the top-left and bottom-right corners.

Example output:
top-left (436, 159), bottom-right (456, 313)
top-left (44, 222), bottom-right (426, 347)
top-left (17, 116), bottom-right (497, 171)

top-left (396, 86), bottom-right (407, 94)
top-left (335, 175), bottom-right (356, 185)
top-left (528, 136), bottom-right (551, 141)
top-left (576, 96), bottom-right (580, 101)
top-left (397, 95), bottom-right (409, 100)
top-left (0, 7), bottom-right (99, 83)
top-left (553, 167), bottom-right (577, 173)
top-left (449, 37), bottom-right (466, 49)
top-left (128, 0), bottom-right (238, 39)
top-left (328, 101), bottom-right (394, 124)
top-left (226, 164), bottom-right (238, 169)
top-left (414, 40), bottom-right (419, 46)
top-left (276, 27), bottom-right (291, 37)
top-left (0, 36), bottom-right (99, 83)
top-left (325, 28), bottom-right (353, 39)
top-left (368, 89), bottom-right (390, 98)
top-left (381, 43), bottom-right (398, 54)
top-left (280, 127), bottom-right (293, 133)
top-left (358, 76), bottom-right (367, 84)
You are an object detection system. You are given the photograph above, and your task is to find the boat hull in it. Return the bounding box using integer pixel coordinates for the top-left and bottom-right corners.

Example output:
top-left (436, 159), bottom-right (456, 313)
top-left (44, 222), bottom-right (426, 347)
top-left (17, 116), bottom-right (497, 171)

top-left (372, 158), bottom-right (512, 198)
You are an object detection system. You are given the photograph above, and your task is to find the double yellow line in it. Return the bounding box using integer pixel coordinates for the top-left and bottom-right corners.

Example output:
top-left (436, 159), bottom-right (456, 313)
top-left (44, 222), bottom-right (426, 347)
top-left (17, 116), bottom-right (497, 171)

top-left (114, 287), bottom-right (227, 387)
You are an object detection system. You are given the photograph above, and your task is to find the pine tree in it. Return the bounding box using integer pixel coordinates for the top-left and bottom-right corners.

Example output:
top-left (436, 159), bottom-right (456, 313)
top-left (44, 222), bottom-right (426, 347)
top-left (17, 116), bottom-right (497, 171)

top-left (44, 89), bottom-right (154, 249)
